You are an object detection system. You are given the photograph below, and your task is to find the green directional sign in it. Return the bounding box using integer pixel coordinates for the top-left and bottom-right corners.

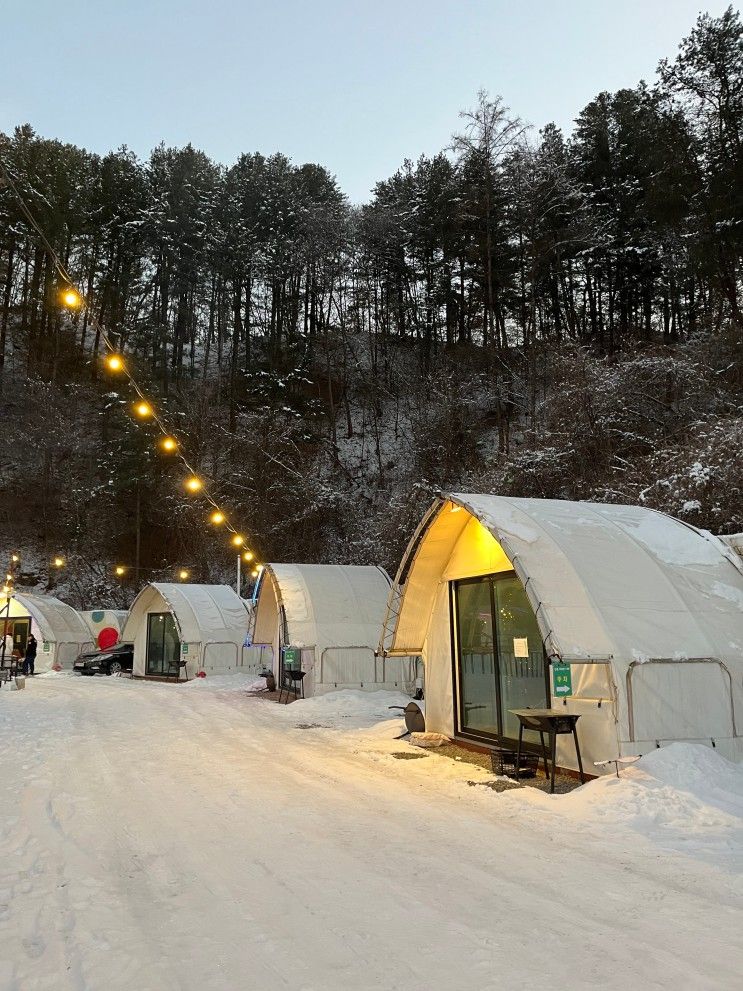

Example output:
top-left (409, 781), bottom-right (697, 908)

top-left (552, 661), bottom-right (573, 698)
top-left (283, 646), bottom-right (300, 669)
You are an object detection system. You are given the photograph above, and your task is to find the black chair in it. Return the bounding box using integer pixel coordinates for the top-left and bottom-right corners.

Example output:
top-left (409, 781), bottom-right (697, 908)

top-left (167, 659), bottom-right (189, 681)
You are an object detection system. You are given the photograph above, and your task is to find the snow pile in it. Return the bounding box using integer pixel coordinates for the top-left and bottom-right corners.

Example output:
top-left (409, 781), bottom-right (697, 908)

top-left (274, 688), bottom-right (412, 732)
top-left (180, 672), bottom-right (259, 692)
top-left (507, 743), bottom-right (743, 867)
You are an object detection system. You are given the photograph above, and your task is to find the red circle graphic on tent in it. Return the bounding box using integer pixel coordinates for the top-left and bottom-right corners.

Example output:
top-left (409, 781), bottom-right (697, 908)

top-left (97, 627), bottom-right (118, 650)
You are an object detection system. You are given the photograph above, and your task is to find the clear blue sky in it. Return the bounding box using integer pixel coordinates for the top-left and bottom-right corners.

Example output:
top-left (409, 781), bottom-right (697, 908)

top-left (0, 1), bottom-right (733, 202)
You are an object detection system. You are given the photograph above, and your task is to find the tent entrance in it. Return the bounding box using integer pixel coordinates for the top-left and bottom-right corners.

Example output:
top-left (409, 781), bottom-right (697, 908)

top-left (452, 573), bottom-right (548, 746)
top-left (146, 613), bottom-right (181, 676)
top-left (1, 615), bottom-right (31, 664)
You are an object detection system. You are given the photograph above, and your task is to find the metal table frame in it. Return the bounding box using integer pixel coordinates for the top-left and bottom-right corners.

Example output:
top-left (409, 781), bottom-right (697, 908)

top-left (511, 709), bottom-right (586, 793)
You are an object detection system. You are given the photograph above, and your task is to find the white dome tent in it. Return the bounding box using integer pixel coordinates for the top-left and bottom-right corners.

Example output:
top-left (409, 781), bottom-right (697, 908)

top-left (78, 609), bottom-right (129, 647)
top-left (0, 591), bottom-right (94, 671)
top-left (381, 494), bottom-right (743, 772)
top-left (251, 563), bottom-right (418, 697)
top-left (121, 583), bottom-right (251, 680)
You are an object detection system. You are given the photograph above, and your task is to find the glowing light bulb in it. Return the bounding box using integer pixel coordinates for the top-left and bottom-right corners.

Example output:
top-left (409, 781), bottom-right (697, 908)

top-left (53, 557), bottom-right (64, 568)
top-left (115, 565), bottom-right (126, 577)
top-left (185, 476), bottom-right (203, 493)
top-left (160, 436), bottom-right (177, 453)
top-left (134, 401), bottom-right (152, 418)
top-left (242, 551), bottom-right (254, 562)
top-left (106, 354), bottom-right (124, 372)
top-left (210, 510), bottom-right (225, 525)
top-left (231, 534), bottom-right (244, 547)
top-left (11, 554), bottom-right (19, 563)
top-left (179, 569), bottom-right (189, 581)
top-left (61, 288), bottom-right (81, 308)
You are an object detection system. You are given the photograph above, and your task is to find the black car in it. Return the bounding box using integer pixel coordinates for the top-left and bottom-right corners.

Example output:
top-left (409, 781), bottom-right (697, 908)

top-left (73, 643), bottom-right (134, 676)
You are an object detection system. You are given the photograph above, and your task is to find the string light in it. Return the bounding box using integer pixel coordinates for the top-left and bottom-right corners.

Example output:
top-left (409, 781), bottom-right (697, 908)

top-left (0, 158), bottom-right (263, 573)
top-left (242, 551), bottom-right (254, 562)
top-left (115, 565), bottom-right (126, 577)
top-left (178, 569), bottom-right (190, 581)
top-left (61, 287), bottom-right (81, 308)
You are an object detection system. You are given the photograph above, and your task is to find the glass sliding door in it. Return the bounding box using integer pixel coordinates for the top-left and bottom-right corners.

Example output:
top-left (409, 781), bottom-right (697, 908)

top-left (453, 573), bottom-right (548, 744)
top-left (146, 613), bottom-right (180, 676)
top-left (493, 575), bottom-right (548, 743)
top-left (455, 579), bottom-right (498, 735)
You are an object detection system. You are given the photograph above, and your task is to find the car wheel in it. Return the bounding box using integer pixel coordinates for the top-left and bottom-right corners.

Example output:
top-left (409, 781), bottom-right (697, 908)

top-left (108, 660), bottom-right (123, 676)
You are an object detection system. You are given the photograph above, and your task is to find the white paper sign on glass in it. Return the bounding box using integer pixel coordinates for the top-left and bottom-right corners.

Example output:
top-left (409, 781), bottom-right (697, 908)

top-left (513, 637), bottom-right (529, 658)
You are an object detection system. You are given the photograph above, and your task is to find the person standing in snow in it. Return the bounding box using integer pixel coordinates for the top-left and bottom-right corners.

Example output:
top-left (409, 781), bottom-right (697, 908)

top-left (23, 634), bottom-right (37, 676)
top-left (1, 629), bottom-right (13, 667)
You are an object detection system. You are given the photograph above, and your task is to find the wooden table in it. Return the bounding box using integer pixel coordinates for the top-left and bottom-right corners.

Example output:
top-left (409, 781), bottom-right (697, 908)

top-left (510, 708), bottom-right (585, 793)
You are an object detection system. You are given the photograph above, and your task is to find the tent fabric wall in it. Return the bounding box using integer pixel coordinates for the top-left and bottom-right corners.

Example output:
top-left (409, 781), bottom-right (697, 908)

top-left (78, 609), bottom-right (129, 646)
top-left (251, 563), bottom-right (418, 696)
top-left (386, 495), bottom-right (743, 770)
top-left (122, 583), bottom-right (250, 679)
top-left (1, 592), bottom-right (94, 671)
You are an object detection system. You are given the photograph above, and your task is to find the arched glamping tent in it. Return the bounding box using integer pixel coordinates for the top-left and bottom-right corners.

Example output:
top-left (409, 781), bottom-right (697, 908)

top-left (79, 609), bottom-right (129, 649)
top-left (122, 583), bottom-right (250, 679)
top-left (0, 591), bottom-right (93, 671)
top-left (251, 564), bottom-right (417, 697)
top-left (381, 494), bottom-right (743, 772)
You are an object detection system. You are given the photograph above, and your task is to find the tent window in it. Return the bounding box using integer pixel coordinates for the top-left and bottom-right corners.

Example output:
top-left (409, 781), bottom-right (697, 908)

top-left (453, 573), bottom-right (548, 746)
top-left (146, 613), bottom-right (180, 676)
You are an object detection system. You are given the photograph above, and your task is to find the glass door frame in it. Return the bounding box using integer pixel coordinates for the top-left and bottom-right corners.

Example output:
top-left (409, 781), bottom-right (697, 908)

top-left (145, 611), bottom-right (181, 676)
top-left (449, 571), bottom-right (550, 748)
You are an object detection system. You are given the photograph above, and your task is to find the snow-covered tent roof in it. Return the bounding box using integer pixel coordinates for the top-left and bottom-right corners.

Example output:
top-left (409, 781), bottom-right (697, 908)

top-left (387, 493), bottom-right (743, 668)
top-left (719, 533), bottom-right (743, 561)
top-left (2, 591), bottom-right (93, 646)
top-left (252, 564), bottom-right (392, 651)
top-left (121, 583), bottom-right (249, 645)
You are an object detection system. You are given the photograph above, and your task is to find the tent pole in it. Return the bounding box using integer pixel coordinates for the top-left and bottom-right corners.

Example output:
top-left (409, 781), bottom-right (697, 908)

top-left (236, 553), bottom-right (241, 597)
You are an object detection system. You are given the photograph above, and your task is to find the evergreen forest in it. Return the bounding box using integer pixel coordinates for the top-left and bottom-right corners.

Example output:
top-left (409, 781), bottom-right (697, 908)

top-left (0, 8), bottom-right (741, 605)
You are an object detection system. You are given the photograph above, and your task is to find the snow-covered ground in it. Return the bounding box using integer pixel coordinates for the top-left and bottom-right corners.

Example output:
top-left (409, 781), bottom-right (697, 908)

top-left (1, 675), bottom-right (741, 991)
